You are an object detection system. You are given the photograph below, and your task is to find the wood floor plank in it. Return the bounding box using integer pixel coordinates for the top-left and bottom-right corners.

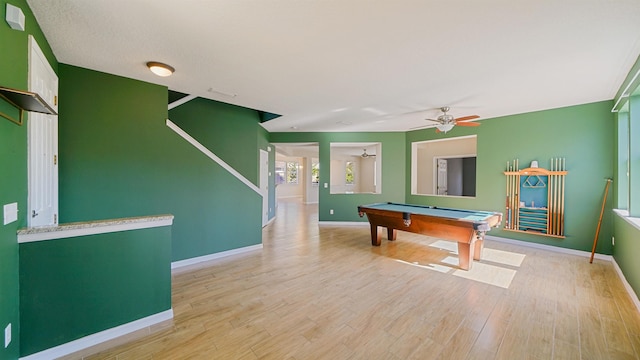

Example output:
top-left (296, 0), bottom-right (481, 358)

top-left (78, 199), bottom-right (640, 360)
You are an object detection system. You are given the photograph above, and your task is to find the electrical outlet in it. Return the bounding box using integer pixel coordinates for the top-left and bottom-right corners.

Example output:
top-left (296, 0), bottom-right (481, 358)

top-left (5, 323), bottom-right (11, 348)
top-left (330, 209), bottom-right (334, 215)
top-left (612, 236), bottom-right (615, 246)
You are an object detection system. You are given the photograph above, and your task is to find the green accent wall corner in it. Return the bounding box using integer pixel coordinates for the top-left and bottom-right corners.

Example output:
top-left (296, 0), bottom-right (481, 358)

top-left (406, 101), bottom-right (615, 253)
top-left (1, 0), bottom-right (59, 358)
top-left (58, 65), bottom-right (263, 262)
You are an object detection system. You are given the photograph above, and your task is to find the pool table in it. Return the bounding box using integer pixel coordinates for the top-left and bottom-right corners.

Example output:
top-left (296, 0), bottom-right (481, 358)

top-left (357, 202), bottom-right (502, 270)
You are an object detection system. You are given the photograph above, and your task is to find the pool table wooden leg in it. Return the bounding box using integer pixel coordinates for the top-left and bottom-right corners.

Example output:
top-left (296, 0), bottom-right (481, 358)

top-left (457, 242), bottom-right (473, 270)
top-left (473, 236), bottom-right (484, 261)
top-left (387, 228), bottom-right (397, 241)
top-left (370, 224), bottom-right (382, 246)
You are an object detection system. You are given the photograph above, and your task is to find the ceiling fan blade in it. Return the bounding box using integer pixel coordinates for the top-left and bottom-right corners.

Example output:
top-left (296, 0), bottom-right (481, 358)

top-left (455, 121), bottom-right (481, 127)
top-left (454, 115), bottom-right (480, 122)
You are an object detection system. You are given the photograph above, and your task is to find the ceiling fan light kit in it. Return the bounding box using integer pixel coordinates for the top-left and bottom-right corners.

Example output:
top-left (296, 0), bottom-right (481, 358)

top-left (424, 106), bottom-right (480, 133)
top-left (436, 124), bottom-right (455, 133)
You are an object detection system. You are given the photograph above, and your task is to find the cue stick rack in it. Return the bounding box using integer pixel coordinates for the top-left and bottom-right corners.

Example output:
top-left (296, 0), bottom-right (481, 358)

top-left (503, 158), bottom-right (567, 238)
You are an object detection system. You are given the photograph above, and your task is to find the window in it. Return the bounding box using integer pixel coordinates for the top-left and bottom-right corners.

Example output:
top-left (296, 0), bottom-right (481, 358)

top-left (287, 162), bottom-right (299, 184)
top-left (311, 162), bottom-right (320, 184)
top-left (276, 161), bottom-right (299, 184)
top-left (345, 161), bottom-right (354, 185)
top-left (616, 94), bottom-right (640, 217)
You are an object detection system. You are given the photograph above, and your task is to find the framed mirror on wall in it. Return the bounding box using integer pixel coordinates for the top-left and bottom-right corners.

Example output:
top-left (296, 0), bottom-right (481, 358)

top-left (411, 135), bottom-right (477, 197)
top-left (330, 142), bottom-right (382, 194)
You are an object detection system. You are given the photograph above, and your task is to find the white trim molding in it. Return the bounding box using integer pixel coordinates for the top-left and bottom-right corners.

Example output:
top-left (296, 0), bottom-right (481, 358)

top-left (168, 94), bottom-right (198, 110)
top-left (612, 258), bottom-right (640, 313)
top-left (613, 209), bottom-right (640, 231)
top-left (19, 309), bottom-right (173, 360)
top-left (171, 244), bottom-right (263, 270)
top-left (485, 235), bottom-right (613, 261)
top-left (166, 119), bottom-right (261, 195)
top-left (17, 214), bottom-right (174, 243)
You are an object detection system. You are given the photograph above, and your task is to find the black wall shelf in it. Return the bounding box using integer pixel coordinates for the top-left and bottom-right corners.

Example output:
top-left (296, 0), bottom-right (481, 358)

top-left (0, 86), bottom-right (57, 126)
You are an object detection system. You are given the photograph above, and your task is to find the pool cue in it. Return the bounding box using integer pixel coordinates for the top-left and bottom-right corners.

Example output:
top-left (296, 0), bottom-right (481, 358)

top-left (560, 158), bottom-right (565, 236)
top-left (550, 158), bottom-right (556, 234)
top-left (547, 159), bottom-right (552, 234)
top-left (516, 169), bottom-right (520, 228)
top-left (511, 161), bottom-right (516, 229)
top-left (506, 162), bottom-right (510, 228)
top-left (556, 158), bottom-right (560, 235)
top-left (590, 178), bottom-right (613, 263)
top-left (553, 158), bottom-right (557, 234)
top-left (556, 158), bottom-right (564, 235)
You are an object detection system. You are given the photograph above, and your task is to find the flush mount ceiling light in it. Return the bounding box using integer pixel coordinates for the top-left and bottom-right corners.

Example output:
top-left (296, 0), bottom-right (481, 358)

top-left (146, 61), bottom-right (174, 77)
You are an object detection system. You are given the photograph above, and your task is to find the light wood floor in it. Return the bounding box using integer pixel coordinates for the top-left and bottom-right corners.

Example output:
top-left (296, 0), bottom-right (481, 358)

top-left (85, 199), bottom-right (640, 359)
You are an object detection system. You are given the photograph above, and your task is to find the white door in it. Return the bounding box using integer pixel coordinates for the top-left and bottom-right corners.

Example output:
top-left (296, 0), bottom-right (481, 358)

top-left (260, 150), bottom-right (269, 227)
top-left (436, 158), bottom-right (448, 195)
top-left (28, 35), bottom-right (58, 227)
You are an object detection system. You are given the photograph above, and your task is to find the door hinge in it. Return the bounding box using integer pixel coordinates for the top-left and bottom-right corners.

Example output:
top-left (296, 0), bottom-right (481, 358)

top-left (53, 155), bottom-right (57, 165)
top-left (54, 214), bottom-right (57, 224)
top-left (54, 95), bottom-right (57, 106)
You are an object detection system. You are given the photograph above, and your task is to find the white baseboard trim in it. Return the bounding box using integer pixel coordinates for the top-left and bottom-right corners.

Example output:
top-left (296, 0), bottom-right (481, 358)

top-left (485, 235), bottom-right (613, 261)
top-left (171, 244), bottom-right (263, 270)
top-left (318, 221), bottom-right (369, 227)
top-left (485, 235), bottom-right (640, 312)
top-left (20, 309), bottom-right (173, 360)
top-left (611, 258), bottom-right (640, 313)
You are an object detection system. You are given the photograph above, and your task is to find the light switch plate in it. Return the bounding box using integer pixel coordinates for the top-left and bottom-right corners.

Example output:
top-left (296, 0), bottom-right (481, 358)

top-left (3, 203), bottom-right (18, 225)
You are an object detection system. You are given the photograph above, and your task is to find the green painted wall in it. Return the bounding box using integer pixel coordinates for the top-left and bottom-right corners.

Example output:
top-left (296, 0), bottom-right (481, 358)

top-left (169, 98), bottom-right (261, 184)
top-left (406, 101), bottom-right (615, 253)
top-left (58, 65), bottom-right (263, 262)
top-left (269, 132), bottom-right (406, 221)
top-left (0, 1), bottom-right (58, 358)
top-left (613, 216), bottom-right (640, 299)
top-left (19, 227), bottom-right (172, 356)
top-left (168, 97), bottom-right (276, 220)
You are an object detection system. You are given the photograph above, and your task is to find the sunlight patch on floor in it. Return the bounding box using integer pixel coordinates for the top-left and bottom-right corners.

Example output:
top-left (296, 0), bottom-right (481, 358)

top-left (451, 261), bottom-right (517, 289)
top-left (482, 248), bottom-right (526, 267)
top-left (428, 240), bottom-right (458, 253)
top-left (421, 240), bottom-right (525, 289)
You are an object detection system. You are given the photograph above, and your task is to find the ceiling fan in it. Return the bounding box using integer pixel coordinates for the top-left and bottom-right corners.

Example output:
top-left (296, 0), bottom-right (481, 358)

top-left (422, 106), bottom-right (480, 133)
top-left (361, 149), bottom-right (376, 158)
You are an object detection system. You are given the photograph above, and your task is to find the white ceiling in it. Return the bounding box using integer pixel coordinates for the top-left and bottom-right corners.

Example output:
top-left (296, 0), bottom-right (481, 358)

top-left (27, 0), bottom-right (640, 132)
